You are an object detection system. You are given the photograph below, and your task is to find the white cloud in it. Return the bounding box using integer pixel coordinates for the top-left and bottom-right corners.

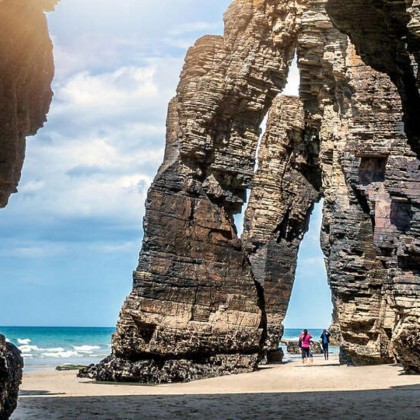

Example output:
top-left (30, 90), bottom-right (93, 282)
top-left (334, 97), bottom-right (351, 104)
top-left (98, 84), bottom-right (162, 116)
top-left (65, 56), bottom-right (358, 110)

top-left (162, 37), bottom-right (198, 50)
top-left (15, 57), bottom-right (176, 224)
top-left (61, 66), bottom-right (158, 108)
top-left (94, 240), bottom-right (139, 254)
top-left (20, 133), bottom-right (158, 222)
top-left (0, 238), bottom-right (140, 259)
top-left (0, 242), bottom-right (67, 258)
top-left (20, 180), bottom-right (45, 193)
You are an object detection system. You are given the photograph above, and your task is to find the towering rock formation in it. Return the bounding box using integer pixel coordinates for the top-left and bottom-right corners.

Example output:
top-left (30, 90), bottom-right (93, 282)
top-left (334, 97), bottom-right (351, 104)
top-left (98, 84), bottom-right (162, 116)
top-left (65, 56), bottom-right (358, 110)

top-left (82, 0), bottom-right (305, 383)
top-left (0, 0), bottom-right (56, 208)
top-left (242, 95), bottom-right (321, 354)
top-left (324, 0), bottom-right (420, 373)
top-left (84, 0), bottom-right (420, 381)
top-left (298, 3), bottom-right (419, 367)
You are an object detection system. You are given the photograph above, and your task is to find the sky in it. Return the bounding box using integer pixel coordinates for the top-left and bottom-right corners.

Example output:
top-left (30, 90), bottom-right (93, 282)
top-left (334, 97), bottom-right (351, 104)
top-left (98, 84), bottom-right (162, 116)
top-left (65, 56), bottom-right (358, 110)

top-left (0, 0), bottom-right (331, 328)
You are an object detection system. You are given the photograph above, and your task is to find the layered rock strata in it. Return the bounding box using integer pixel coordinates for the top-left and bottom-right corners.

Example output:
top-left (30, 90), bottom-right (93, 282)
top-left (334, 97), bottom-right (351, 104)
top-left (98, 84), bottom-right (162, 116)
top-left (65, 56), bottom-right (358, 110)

top-left (242, 95), bottom-right (321, 354)
top-left (326, 0), bottom-right (420, 157)
top-left (0, 335), bottom-right (23, 420)
top-left (324, 0), bottom-right (420, 373)
top-left (90, 0), bottom-right (420, 381)
top-left (323, 0), bottom-right (420, 371)
top-left (0, 0), bottom-right (56, 207)
top-left (81, 0), bottom-right (306, 383)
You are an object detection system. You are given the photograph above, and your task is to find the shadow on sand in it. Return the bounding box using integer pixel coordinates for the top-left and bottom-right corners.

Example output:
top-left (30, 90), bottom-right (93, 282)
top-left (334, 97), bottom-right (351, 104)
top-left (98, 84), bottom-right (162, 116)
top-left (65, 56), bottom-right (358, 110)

top-left (13, 384), bottom-right (420, 419)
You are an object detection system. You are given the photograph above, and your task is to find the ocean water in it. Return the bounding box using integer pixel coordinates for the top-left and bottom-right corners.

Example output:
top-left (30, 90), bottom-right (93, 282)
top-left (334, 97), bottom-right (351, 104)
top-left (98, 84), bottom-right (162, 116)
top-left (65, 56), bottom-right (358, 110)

top-left (0, 326), bottom-right (114, 369)
top-left (0, 326), bottom-right (332, 369)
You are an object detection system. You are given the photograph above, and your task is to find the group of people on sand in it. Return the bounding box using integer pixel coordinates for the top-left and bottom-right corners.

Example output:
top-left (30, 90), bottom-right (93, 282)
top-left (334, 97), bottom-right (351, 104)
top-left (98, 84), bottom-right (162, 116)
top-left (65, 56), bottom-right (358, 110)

top-left (299, 329), bottom-right (330, 363)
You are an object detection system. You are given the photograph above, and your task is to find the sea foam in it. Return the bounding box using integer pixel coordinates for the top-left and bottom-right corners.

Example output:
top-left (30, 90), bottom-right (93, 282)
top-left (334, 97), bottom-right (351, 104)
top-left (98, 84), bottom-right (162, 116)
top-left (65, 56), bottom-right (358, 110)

top-left (73, 345), bottom-right (101, 353)
top-left (41, 350), bottom-right (79, 358)
top-left (18, 344), bottom-right (40, 353)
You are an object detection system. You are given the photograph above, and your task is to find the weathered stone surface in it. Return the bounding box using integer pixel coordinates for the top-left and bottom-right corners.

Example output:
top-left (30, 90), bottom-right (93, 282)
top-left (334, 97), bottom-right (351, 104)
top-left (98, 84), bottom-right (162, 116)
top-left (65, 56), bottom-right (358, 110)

top-left (326, 0), bottom-right (420, 158)
top-left (0, 335), bottom-right (23, 419)
top-left (84, 0), bottom-right (306, 383)
top-left (328, 320), bottom-right (341, 345)
top-left (0, 0), bottom-right (56, 208)
top-left (79, 353), bottom-right (259, 384)
top-left (95, 0), bottom-right (420, 381)
top-left (322, 0), bottom-right (420, 372)
top-left (393, 327), bottom-right (420, 373)
top-left (266, 348), bottom-right (284, 363)
top-left (242, 95), bottom-right (321, 352)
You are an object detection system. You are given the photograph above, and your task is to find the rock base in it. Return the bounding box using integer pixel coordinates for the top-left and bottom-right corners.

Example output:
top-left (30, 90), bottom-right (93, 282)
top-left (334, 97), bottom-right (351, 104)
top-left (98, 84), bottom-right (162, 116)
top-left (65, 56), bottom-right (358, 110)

top-left (78, 353), bottom-right (259, 384)
top-left (339, 347), bottom-right (394, 367)
top-left (267, 349), bottom-right (284, 363)
top-left (393, 329), bottom-right (420, 374)
top-left (0, 335), bottom-right (23, 419)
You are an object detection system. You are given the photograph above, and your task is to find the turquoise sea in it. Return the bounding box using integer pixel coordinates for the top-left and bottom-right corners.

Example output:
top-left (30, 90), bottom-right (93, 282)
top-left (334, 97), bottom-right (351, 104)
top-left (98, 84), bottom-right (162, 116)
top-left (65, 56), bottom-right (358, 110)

top-left (0, 326), bottom-right (114, 368)
top-left (0, 326), bottom-right (331, 368)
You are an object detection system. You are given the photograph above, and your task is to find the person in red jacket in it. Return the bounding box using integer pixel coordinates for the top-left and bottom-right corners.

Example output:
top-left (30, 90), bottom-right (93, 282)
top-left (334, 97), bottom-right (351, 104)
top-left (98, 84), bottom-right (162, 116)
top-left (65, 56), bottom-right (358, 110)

top-left (299, 329), bottom-right (313, 364)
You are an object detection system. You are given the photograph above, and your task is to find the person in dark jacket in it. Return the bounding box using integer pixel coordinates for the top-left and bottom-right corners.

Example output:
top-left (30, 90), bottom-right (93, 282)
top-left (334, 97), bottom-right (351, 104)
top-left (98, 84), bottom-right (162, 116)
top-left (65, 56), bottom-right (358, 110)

top-left (320, 329), bottom-right (330, 360)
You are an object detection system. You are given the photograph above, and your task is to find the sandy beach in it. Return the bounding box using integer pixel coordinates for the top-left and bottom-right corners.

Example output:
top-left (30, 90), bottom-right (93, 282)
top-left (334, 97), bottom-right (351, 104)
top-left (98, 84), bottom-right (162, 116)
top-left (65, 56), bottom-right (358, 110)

top-left (11, 356), bottom-right (420, 419)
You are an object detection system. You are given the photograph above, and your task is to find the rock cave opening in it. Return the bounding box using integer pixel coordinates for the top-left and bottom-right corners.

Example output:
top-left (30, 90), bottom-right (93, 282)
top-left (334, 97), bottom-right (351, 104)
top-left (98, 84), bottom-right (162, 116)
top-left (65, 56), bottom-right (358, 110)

top-left (283, 200), bottom-right (332, 330)
top-left (233, 54), bottom-right (300, 237)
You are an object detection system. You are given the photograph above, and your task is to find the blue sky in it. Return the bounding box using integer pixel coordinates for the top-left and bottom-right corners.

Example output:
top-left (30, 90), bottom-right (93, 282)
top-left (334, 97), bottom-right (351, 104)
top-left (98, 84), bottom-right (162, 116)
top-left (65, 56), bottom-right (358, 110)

top-left (0, 0), bottom-right (331, 328)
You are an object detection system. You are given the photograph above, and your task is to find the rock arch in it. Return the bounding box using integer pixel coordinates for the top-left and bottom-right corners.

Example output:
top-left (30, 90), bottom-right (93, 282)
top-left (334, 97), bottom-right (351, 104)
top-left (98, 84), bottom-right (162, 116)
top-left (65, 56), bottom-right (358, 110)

top-left (79, 0), bottom-right (419, 381)
top-left (1, 0), bottom-right (418, 387)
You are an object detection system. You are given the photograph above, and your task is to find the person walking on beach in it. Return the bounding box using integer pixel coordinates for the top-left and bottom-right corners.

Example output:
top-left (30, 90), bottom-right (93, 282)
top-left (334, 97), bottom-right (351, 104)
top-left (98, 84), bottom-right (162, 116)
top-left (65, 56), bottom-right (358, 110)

top-left (320, 329), bottom-right (330, 360)
top-left (299, 329), bottom-right (313, 364)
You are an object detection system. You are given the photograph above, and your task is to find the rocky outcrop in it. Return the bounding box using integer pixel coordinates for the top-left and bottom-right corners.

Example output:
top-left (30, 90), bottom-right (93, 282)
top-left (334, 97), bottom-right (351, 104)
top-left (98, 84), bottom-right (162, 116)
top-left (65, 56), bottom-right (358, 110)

top-left (0, 335), bottom-right (23, 420)
top-left (322, 0), bottom-right (420, 373)
top-left (323, 0), bottom-right (420, 371)
top-left (326, 0), bottom-right (420, 158)
top-left (0, 0), bottom-right (56, 208)
top-left (89, 0), bottom-right (420, 381)
top-left (81, 0), bottom-right (306, 383)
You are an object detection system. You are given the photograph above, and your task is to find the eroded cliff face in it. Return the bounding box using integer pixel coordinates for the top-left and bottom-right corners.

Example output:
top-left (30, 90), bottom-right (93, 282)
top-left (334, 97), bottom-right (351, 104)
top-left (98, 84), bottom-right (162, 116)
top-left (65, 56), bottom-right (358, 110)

top-left (81, 0), bottom-right (306, 383)
top-left (0, 0), bottom-right (56, 207)
top-left (85, 0), bottom-right (420, 382)
top-left (327, 0), bottom-right (420, 158)
top-left (242, 95), bottom-right (321, 354)
top-left (324, 0), bottom-right (420, 372)
top-left (296, 2), bottom-right (419, 367)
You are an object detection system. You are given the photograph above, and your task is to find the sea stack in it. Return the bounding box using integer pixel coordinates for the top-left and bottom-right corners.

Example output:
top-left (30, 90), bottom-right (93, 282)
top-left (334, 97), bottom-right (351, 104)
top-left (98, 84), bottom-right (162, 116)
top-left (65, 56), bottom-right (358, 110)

top-left (82, 0), bottom-right (420, 382)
